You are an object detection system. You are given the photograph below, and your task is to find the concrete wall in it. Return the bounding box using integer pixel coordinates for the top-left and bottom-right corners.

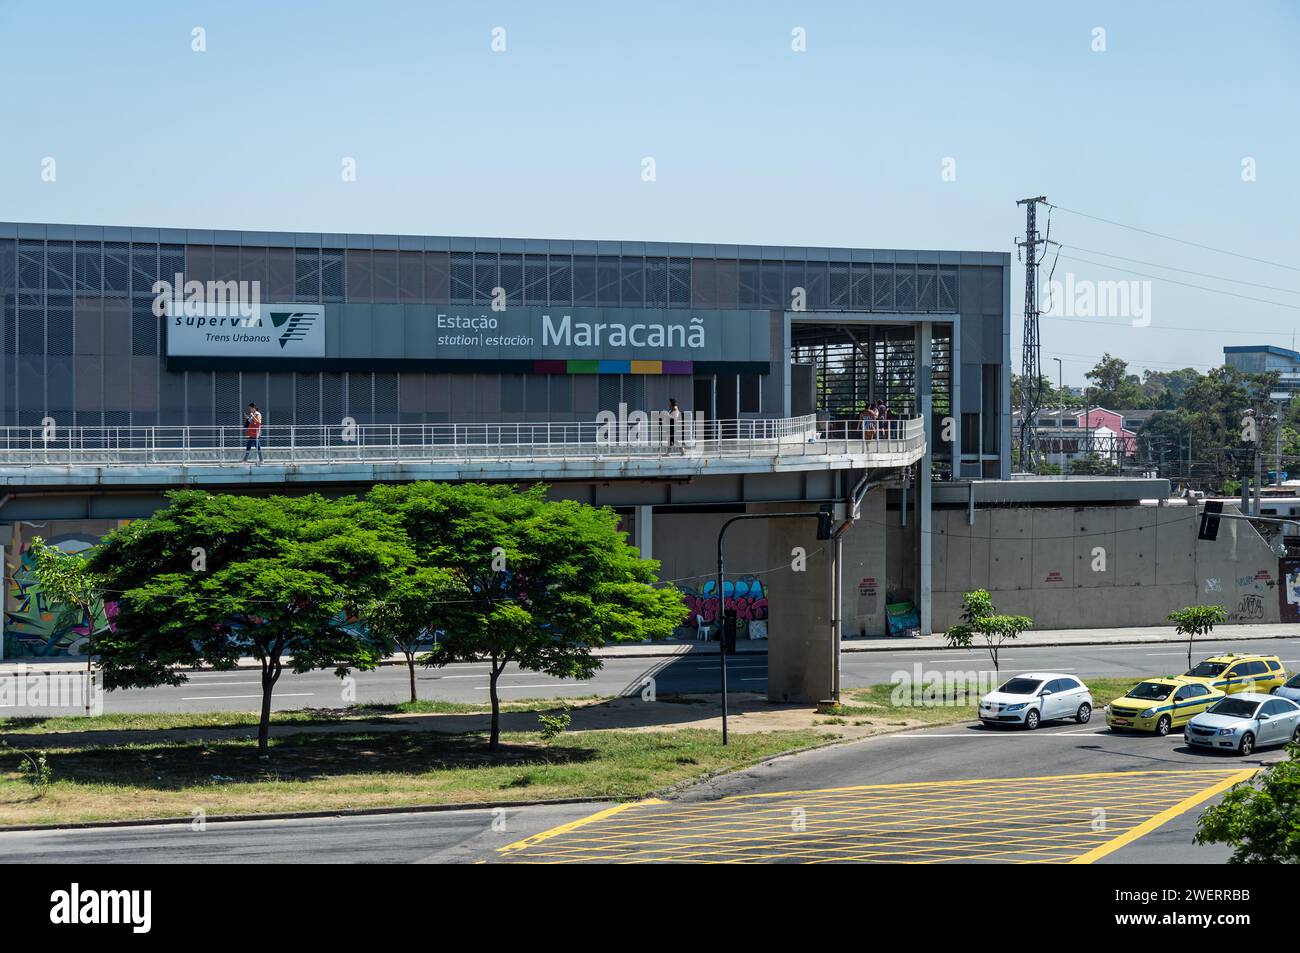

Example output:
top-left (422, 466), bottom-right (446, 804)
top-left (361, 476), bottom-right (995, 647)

top-left (920, 502), bottom-right (1280, 630)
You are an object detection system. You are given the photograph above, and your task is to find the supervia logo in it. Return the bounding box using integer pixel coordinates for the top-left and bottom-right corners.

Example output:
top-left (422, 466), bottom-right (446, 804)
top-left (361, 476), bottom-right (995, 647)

top-left (269, 310), bottom-right (319, 349)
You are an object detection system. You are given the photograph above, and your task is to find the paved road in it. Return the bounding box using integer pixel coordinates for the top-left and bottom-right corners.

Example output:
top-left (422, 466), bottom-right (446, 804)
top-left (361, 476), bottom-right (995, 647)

top-left (1, 714), bottom-right (1281, 863)
top-left (32, 634), bottom-right (1300, 714)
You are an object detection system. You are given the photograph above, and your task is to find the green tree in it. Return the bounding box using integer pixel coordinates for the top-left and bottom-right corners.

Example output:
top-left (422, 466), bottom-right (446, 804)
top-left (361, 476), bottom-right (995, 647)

top-left (1168, 604), bottom-right (1227, 671)
top-left (86, 491), bottom-right (412, 756)
top-left (1196, 752), bottom-right (1300, 862)
top-left (368, 482), bottom-right (685, 749)
top-left (943, 589), bottom-right (1032, 674)
top-left (361, 566), bottom-right (462, 703)
top-left (1085, 354), bottom-right (1146, 410)
top-left (28, 537), bottom-right (112, 712)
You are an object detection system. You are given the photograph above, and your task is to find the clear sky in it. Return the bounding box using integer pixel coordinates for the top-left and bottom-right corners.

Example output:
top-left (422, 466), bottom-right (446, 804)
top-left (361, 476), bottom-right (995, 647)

top-left (1, 0), bottom-right (1296, 385)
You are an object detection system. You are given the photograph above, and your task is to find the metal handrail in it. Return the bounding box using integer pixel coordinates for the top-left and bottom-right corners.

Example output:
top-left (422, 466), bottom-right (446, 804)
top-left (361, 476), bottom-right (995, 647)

top-left (0, 415), bottom-right (925, 467)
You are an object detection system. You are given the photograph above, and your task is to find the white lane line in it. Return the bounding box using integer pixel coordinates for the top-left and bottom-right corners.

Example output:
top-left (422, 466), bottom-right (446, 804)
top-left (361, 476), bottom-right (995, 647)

top-left (1145, 652), bottom-right (1186, 656)
top-left (181, 692), bottom-right (315, 701)
top-left (476, 684), bottom-right (588, 691)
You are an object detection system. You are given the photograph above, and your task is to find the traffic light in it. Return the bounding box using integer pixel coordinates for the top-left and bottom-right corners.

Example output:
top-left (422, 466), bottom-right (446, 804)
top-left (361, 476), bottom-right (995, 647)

top-left (816, 503), bottom-right (834, 540)
top-left (1198, 500), bottom-right (1223, 542)
top-left (722, 609), bottom-right (737, 655)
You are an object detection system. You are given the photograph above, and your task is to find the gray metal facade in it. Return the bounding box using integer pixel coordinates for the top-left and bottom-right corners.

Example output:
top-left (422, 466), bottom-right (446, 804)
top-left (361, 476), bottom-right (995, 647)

top-left (0, 223), bottom-right (1010, 477)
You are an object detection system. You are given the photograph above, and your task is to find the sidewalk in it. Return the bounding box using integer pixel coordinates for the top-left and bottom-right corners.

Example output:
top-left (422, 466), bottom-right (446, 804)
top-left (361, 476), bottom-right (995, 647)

top-left (2, 623), bottom-right (1295, 672)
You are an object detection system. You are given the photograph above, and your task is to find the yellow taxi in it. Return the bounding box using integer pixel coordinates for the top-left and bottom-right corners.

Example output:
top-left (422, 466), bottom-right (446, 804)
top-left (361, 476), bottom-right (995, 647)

top-left (1105, 678), bottom-right (1224, 736)
top-left (1178, 653), bottom-right (1287, 696)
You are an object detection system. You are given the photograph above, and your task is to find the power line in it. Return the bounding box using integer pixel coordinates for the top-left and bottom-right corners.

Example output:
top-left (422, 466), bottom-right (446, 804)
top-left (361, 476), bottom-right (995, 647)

top-left (1061, 244), bottom-right (1300, 296)
top-left (1046, 202), bottom-right (1300, 274)
top-left (1055, 252), bottom-right (1300, 312)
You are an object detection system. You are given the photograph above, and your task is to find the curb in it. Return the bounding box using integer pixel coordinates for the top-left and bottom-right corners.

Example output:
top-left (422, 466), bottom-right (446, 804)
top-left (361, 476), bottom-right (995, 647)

top-left (0, 795), bottom-right (612, 834)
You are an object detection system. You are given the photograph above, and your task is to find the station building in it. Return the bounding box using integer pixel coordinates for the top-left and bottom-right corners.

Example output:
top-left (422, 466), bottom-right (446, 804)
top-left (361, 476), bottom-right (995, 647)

top-left (0, 221), bottom-right (1025, 700)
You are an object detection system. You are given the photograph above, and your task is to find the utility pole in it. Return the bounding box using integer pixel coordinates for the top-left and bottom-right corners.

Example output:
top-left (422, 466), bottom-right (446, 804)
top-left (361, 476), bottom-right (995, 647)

top-left (1053, 357), bottom-right (1065, 475)
top-left (1016, 196), bottom-right (1056, 472)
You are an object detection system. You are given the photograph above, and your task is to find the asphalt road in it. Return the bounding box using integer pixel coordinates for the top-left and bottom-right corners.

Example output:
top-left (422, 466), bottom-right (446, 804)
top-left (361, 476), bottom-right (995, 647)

top-left (52, 634), bottom-right (1300, 713)
top-left (1, 715), bottom-right (1281, 863)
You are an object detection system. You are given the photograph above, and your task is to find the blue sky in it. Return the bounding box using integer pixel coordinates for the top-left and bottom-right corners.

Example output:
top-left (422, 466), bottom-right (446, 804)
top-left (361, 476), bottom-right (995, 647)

top-left (1, 0), bottom-right (1296, 384)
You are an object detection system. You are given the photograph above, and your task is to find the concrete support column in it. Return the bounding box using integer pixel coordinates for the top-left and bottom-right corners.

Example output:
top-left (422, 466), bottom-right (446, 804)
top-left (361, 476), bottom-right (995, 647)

top-left (760, 502), bottom-right (832, 704)
top-left (634, 504), bottom-right (653, 560)
top-left (916, 321), bottom-right (933, 635)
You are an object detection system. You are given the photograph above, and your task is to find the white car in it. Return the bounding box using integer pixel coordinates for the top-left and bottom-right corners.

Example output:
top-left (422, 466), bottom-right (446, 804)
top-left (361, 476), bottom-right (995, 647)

top-left (1272, 672), bottom-right (1300, 704)
top-left (1184, 692), bottom-right (1300, 756)
top-left (978, 673), bottom-right (1093, 730)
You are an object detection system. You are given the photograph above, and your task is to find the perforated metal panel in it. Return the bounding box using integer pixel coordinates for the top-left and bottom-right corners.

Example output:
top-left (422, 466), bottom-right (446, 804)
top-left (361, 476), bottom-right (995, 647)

top-left (76, 243), bottom-right (102, 295)
top-left (47, 296), bottom-right (72, 357)
top-left (917, 266), bottom-right (936, 311)
top-left (572, 256), bottom-right (596, 305)
top-left (47, 242), bottom-right (74, 293)
top-left (18, 292), bottom-right (43, 355)
top-left (499, 253), bottom-right (523, 305)
top-left (597, 256), bottom-right (619, 305)
top-left (321, 249), bottom-right (346, 300)
top-left (597, 374), bottom-right (621, 413)
top-left (872, 264), bottom-right (893, 309)
top-left (524, 254), bottom-right (547, 305)
top-left (372, 250), bottom-right (398, 303)
top-left (450, 251), bottom-right (473, 304)
top-left (895, 265), bottom-right (916, 310)
top-left (294, 371), bottom-right (321, 426)
top-left (374, 372), bottom-right (398, 423)
top-left (829, 262), bottom-right (850, 308)
top-left (738, 260), bottom-right (759, 308)
top-left (348, 371), bottom-right (373, 423)
top-left (645, 257), bottom-right (667, 308)
top-left (397, 251), bottom-right (422, 302)
top-left (474, 253), bottom-right (498, 304)
top-left (322, 371), bottom-right (345, 426)
top-left (547, 255), bottom-right (571, 305)
top-left (295, 249), bottom-right (321, 300)
top-left (939, 267), bottom-right (958, 311)
top-left (619, 257), bottom-right (644, 307)
top-left (102, 243), bottom-right (129, 296)
top-left (215, 372), bottom-right (241, 427)
top-left (668, 257), bottom-right (690, 308)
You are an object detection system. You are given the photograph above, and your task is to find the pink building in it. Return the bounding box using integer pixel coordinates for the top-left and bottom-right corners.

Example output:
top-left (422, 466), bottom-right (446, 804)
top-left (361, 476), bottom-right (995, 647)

top-left (1076, 407), bottom-right (1137, 457)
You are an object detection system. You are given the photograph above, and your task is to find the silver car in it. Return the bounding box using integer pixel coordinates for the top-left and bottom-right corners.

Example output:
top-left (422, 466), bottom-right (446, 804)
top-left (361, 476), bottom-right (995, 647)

top-left (1272, 672), bottom-right (1300, 704)
top-left (1184, 692), bottom-right (1300, 756)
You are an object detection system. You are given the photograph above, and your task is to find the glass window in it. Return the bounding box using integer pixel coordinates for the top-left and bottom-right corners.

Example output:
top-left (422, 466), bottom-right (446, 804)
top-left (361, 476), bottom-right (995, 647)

top-left (998, 678), bottom-right (1042, 695)
top-left (1186, 661), bottom-right (1228, 678)
top-left (1126, 682), bottom-right (1173, 701)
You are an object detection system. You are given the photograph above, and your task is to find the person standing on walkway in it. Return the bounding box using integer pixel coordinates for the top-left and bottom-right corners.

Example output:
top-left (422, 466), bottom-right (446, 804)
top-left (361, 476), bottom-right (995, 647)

top-left (667, 398), bottom-right (682, 452)
top-left (242, 402), bottom-right (264, 464)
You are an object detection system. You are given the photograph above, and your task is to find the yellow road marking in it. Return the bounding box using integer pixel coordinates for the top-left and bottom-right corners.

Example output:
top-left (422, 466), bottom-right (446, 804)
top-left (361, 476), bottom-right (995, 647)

top-left (498, 799), bottom-right (664, 853)
top-left (1067, 768), bottom-right (1257, 864)
top-left (499, 769), bottom-right (1250, 863)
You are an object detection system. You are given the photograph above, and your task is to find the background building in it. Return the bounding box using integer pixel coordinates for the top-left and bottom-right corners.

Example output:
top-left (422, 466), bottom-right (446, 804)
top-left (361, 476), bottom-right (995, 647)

top-left (1225, 345), bottom-right (1300, 397)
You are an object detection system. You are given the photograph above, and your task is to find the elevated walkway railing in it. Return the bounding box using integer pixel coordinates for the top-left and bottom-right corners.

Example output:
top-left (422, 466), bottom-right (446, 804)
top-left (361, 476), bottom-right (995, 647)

top-left (0, 415), bottom-right (925, 468)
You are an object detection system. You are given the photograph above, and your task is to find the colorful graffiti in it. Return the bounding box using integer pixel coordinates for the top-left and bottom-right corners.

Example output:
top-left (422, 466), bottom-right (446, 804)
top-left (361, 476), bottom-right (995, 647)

top-left (680, 575), bottom-right (769, 638)
top-left (4, 524), bottom-right (122, 659)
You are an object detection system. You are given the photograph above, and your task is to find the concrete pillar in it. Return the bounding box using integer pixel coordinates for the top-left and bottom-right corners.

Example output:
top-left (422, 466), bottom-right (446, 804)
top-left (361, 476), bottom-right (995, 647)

top-left (760, 502), bottom-right (833, 704)
top-left (839, 487), bottom-right (888, 637)
top-left (917, 321), bottom-right (933, 635)
top-left (634, 504), bottom-right (653, 560)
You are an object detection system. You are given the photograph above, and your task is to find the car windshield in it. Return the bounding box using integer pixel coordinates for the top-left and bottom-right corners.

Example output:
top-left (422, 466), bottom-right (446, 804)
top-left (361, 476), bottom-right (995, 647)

top-left (1208, 698), bottom-right (1261, 719)
top-left (998, 678), bottom-right (1042, 695)
top-left (1185, 661), bottom-right (1228, 678)
top-left (1286, 673), bottom-right (1300, 689)
top-left (1126, 682), bottom-right (1173, 701)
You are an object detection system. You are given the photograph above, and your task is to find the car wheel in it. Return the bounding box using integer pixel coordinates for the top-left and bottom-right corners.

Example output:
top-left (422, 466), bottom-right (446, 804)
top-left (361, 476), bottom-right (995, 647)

top-left (1024, 708), bottom-right (1041, 730)
top-left (1238, 732), bottom-right (1255, 757)
top-left (1155, 715), bottom-right (1171, 737)
top-left (1076, 702), bottom-right (1092, 724)
top-left (1292, 724), bottom-right (1300, 744)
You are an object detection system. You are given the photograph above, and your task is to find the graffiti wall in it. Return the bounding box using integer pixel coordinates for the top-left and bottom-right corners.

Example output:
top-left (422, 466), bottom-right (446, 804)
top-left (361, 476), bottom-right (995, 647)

top-left (680, 575), bottom-right (770, 639)
top-left (3, 520), bottom-right (124, 659)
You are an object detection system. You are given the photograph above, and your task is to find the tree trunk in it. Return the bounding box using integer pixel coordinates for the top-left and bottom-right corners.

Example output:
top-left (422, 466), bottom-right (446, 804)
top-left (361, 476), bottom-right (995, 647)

top-left (258, 657), bottom-right (280, 759)
top-left (406, 653), bottom-right (417, 704)
top-left (488, 657), bottom-right (501, 751)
